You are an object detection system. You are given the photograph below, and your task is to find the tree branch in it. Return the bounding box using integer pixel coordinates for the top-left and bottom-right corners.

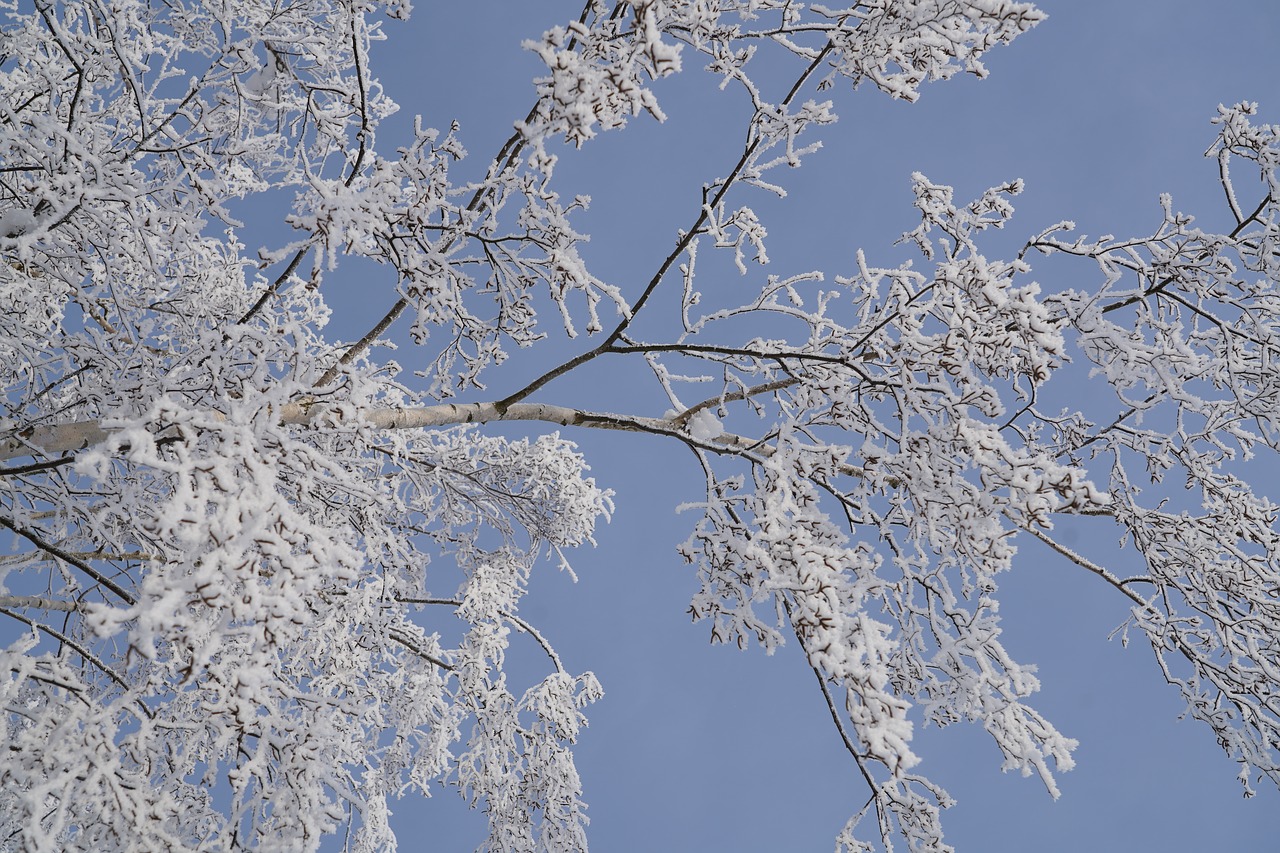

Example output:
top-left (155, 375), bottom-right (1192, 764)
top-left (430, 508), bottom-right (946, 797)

top-left (494, 43), bottom-right (837, 412)
top-left (0, 606), bottom-right (148, 716)
top-left (0, 516), bottom-right (136, 605)
top-left (0, 594), bottom-right (79, 612)
top-left (399, 596), bottom-right (565, 673)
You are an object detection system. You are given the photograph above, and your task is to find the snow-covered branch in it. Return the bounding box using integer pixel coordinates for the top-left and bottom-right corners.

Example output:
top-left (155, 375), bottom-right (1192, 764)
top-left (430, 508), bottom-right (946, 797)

top-left (1, 2), bottom-right (1277, 851)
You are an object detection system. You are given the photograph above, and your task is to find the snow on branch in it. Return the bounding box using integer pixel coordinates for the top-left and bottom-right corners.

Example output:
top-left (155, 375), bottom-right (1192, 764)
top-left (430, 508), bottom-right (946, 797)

top-left (2, 1), bottom-right (1279, 852)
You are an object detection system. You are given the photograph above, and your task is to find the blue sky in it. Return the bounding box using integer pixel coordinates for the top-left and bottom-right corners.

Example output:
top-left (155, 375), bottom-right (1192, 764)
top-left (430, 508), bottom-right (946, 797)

top-left (326, 2), bottom-right (1279, 850)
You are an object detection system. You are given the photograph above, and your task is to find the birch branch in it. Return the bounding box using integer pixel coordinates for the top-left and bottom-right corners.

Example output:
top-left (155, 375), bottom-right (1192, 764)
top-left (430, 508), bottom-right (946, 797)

top-left (1, 401), bottom-right (775, 461)
top-left (0, 402), bottom-right (1118, 520)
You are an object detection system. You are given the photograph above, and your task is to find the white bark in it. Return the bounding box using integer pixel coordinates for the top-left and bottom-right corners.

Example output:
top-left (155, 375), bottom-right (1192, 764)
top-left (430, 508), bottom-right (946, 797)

top-left (0, 401), bottom-right (782, 462)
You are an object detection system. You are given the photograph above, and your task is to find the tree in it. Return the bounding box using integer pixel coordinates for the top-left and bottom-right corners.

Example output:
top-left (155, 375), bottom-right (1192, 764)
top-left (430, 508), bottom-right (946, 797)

top-left (0, 0), bottom-right (1277, 850)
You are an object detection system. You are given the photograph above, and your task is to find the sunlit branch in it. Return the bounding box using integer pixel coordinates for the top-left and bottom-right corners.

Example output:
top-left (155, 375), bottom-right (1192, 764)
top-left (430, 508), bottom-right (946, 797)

top-left (0, 401), bottom-right (1122, 524)
top-left (607, 341), bottom-right (871, 371)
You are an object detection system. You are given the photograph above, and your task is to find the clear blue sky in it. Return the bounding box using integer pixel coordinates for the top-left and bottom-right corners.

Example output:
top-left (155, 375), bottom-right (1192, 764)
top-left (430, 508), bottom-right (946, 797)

top-left (327, 2), bottom-right (1280, 850)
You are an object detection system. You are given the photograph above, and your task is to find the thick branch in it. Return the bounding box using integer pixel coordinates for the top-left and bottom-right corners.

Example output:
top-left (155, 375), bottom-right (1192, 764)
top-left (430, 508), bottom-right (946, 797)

top-left (0, 400), bottom-right (957, 495)
top-left (0, 401), bottom-right (716, 460)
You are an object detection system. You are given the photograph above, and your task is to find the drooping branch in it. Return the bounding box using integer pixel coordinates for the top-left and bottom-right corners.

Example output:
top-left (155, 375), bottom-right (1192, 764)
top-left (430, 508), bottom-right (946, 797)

top-left (3, 399), bottom-right (1130, 525)
top-left (1017, 521), bottom-right (1147, 608)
